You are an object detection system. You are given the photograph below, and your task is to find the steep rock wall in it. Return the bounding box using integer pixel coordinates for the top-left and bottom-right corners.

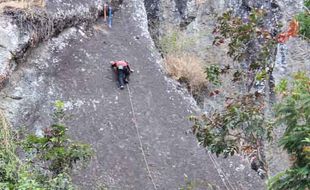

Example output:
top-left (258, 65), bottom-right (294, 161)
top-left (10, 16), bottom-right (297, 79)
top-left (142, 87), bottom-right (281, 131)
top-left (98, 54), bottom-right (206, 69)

top-left (0, 0), bottom-right (265, 189)
top-left (0, 0), bottom-right (103, 87)
top-left (144, 0), bottom-right (309, 179)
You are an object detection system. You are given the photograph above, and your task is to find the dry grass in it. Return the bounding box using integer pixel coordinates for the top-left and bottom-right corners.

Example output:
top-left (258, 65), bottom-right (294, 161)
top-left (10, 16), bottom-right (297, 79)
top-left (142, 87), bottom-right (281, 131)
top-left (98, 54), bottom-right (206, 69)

top-left (0, 108), bottom-right (13, 150)
top-left (163, 53), bottom-right (208, 94)
top-left (0, 0), bottom-right (44, 10)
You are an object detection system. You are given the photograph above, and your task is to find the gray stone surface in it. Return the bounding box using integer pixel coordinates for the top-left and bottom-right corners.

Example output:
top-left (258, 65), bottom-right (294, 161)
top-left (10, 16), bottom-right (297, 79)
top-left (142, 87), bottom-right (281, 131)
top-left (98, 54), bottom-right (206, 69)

top-left (0, 0), bottom-right (102, 87)
top-left (0, 0), bottom-right (265, 189)
top-left (144, 0), bottom-right (309, 179)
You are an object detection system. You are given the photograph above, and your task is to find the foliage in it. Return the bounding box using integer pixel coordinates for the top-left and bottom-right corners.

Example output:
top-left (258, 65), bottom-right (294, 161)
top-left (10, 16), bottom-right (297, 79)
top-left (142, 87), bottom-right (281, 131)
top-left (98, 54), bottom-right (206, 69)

top-left (205, 65), bottom-right (221, 85)
top-left (191, 7), bottom-right (282, 179)
top-left (296, 0), bottom-right (310, 39)
top-left (159, 30), bottom-right (196, 55)
top-left (306, 0), bottom-right (310, 8)
top-left (0, 101), bottom-right (92, 189)
top-left (213, 9), bottom-right (278, 72)
top-left (191, 92), bottom-right (272, 158)
top-left (23, 101), bottom-right (92, 176)
top-left (0, 109), bottom-right (44, 190)
top-left (159, 30), bottom-right (208, 94)
top-left (163, 54), bottom-right (208, 94)
top-left (268, 72), bottom-right (310, 190)
top-left (191, 0), bottom-right (309, 187)
top-left (193, 8), bottom-right (278, 158)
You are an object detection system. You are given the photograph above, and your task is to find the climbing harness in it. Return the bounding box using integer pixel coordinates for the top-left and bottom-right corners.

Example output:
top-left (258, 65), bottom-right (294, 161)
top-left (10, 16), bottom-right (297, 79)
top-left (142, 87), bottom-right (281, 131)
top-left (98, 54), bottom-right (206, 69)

top-left (126, 85), bottom-right (158, 190)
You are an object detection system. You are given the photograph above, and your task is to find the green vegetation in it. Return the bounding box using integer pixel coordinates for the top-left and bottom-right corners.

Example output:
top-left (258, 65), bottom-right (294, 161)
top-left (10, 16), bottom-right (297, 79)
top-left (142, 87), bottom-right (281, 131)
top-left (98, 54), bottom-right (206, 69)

top-left (268, 72), bottom-right (310, 190)
top-left (0, 101), bottom-right (92, 189)
top-left (205, 65), bottom-right (222, 85)
top-left (296, 0), bottom-right (310, 39)
top-left (191, 92), bottom-right (272, 158)
top-left (193, 8), bottom-right (278, 165)
top-left (158, 30), bottom-right (196, 55)
top-left (213, 9), bottom-right (277, 71)
top-left (159, 30), bottom-right (208, 95)
top-left (191, 3), bottom-right (310, 188)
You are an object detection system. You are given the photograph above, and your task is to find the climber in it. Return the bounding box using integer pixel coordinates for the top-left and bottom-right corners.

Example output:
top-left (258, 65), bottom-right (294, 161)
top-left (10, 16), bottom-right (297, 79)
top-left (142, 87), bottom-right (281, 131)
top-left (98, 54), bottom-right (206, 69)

top-left (111, 60), bottom-right (133, 89)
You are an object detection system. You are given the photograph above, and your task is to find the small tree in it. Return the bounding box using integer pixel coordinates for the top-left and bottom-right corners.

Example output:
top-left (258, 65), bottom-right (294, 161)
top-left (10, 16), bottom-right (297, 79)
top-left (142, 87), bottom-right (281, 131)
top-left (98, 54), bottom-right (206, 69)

top-left (23, 100), bottom-right (92, 176)
top-left (296, 0), bottom-right (310, 39)
top-left (191, 0), bottom-right (309, 187)
top-left (0, 101), bottom-right (93, 189)
top-left (194, 7), bottom-right (280, 178)
top-left (268, 72), bottom-right (310, 190)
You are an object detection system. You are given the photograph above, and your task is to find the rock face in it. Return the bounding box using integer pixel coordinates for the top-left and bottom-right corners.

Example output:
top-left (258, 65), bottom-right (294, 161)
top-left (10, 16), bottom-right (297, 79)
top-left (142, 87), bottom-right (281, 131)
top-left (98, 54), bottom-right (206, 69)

top-left (144, 0), bottom-right (309, 179)
top-left (0, 0), bottom-right (266, 189)
top-left (0, 16), bottom-right (22, 87)
top-left (0, 0), bottom-right (102, 87)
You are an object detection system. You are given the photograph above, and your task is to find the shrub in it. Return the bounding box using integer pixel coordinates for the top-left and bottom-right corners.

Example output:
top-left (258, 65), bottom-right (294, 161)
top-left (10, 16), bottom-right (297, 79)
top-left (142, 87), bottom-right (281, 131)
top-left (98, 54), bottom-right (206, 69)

top-left (163, 53), bottom-right (208, 94)
top-left (23, 101), bottom-right (92, 176)
top-left (159, 30), bottom-right (196, 55)
top-left (158, 29), bottom-right (209, 97)
top-left (268, 72), bottom-right (310, 190)
top-left (296, 6), bottom-right (310, 39)
top-left (205, 65), bottom-right (221, 85)
top-left (0, 101), bottom-right (92, 189)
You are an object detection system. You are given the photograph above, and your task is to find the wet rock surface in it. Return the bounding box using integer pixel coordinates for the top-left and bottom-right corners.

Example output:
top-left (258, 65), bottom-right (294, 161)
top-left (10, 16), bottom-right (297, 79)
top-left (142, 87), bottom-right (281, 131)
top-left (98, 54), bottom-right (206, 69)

top-left (0, 0), bottom-right (266, 189)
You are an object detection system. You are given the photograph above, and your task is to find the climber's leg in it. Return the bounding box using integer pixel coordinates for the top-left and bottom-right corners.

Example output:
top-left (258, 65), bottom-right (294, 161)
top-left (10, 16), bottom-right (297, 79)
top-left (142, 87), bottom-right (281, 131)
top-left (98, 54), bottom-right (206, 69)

top-left (118, 69), bottom-right (125, 89)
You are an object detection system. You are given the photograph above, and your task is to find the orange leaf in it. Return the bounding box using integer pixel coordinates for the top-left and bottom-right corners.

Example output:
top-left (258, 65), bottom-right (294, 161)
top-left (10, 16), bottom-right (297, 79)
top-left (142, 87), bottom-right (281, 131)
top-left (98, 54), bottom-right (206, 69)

top-left (277, 19), bottom-right (299, 43)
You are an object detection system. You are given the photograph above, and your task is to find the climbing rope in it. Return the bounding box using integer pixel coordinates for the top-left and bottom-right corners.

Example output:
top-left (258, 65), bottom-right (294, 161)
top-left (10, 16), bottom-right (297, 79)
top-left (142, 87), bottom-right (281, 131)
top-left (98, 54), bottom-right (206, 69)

top-left (126, 83), bottom-right (235, 190)
top-left (207, 152), bottom-right (237, 190)
top-left (126, 85), bottom-right (158, 190)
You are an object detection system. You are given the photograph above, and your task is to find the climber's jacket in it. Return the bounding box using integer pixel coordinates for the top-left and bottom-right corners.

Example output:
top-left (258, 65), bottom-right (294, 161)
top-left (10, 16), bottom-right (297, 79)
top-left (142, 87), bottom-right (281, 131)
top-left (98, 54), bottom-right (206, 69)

top-left (111, 60), bottom-right (133, 88)
top-left (111, 60), bottom-right (129, 70)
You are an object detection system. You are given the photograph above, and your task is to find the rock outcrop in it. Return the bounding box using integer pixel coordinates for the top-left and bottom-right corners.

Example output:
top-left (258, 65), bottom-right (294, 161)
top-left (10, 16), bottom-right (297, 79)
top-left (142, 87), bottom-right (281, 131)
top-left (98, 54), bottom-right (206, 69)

top-left (144, 0), bottom-right (309, 180)
top-left (0, 0), bottom-right (102, 87)
top-left (0, 0), bottom-right (266, 189)
top-left (1, 0), bottom-right (308, 189)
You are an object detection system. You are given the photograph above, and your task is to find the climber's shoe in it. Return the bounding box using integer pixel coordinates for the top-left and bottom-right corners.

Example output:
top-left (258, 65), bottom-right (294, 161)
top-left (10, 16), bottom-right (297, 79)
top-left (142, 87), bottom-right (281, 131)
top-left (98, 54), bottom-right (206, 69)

top-left (120, 85), bottom-right (124, 90)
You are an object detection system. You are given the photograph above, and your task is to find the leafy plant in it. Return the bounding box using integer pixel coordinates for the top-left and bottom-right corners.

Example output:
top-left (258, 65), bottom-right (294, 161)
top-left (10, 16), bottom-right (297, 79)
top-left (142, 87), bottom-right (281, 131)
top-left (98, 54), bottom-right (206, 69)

top-left (305, 0), bottom-right (310, 8)
top-left (275, 79), bottom-right (288, 93)
top-left (191, 7), bottom-right (282, 179)
top-left (191, 92), bottom-right (272, 158)
top-left (268, 72), bottom-right (310, 190)
top-left (0, 109), bottom-right (43, 189)
top-left (205, 65), bottom-right (221, 85)
top-left (213, 9), bottom-right (278, 72)
top-left (191, 1), bottom-right (309, 187)
top-left (204, 8), bottom-right (277, 146)
top-left (0, 101), bottom-right (93, 189)
top-left (159, 30), bottom-right (196, 55)
top-left (296, 0), bottom-right (310, 39)
top-left (23, 101), bottom-right (92, 176)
